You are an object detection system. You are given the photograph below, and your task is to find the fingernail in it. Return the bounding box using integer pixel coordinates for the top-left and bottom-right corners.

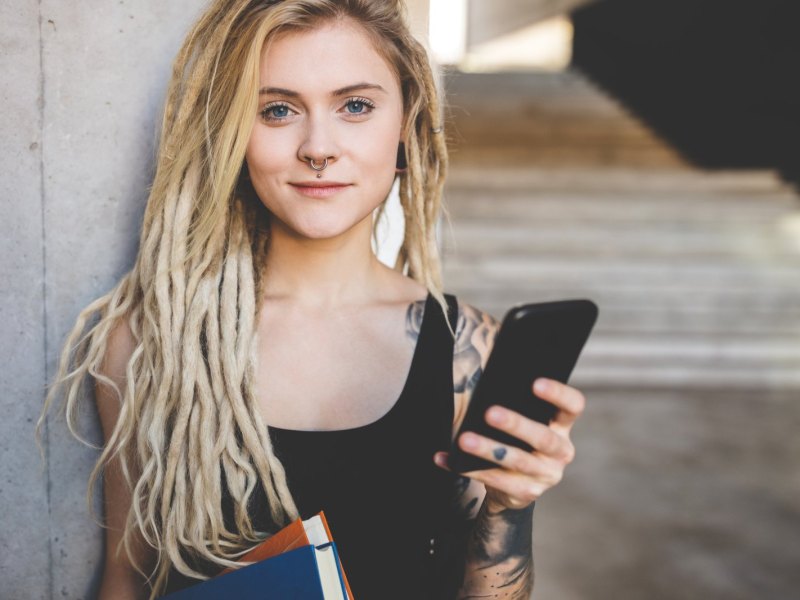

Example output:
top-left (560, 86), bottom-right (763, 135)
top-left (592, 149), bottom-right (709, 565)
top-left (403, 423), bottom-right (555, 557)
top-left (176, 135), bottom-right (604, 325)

top-left (461, 433), bottom-right (479, 450)
top-left (534, 379), bottom-right (550, 394)
top-left (487, 407), bottom-right (506, 424)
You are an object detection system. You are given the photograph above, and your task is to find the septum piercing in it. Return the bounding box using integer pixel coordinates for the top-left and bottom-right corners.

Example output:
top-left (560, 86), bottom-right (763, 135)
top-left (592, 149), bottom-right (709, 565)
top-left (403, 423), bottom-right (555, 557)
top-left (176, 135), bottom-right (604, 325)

top-left (309, 158), bottom-right (327, 171)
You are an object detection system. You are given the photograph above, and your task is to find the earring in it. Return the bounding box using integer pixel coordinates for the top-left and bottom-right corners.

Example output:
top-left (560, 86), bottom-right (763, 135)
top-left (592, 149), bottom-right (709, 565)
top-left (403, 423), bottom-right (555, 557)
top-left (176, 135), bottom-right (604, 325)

top-left (396, 142), bottom-right (408, 173)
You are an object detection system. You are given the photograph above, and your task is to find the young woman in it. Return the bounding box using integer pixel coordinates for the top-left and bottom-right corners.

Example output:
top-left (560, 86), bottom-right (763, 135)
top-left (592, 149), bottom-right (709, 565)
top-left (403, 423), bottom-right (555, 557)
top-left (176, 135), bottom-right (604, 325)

top-left (38, 1), bottom-right (585, 598)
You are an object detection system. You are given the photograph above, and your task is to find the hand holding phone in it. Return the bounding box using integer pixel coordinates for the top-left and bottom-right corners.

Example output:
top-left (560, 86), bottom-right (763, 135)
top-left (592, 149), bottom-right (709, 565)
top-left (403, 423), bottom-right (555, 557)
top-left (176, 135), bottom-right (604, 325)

top-left (446, 299), bottom-right (598, 474)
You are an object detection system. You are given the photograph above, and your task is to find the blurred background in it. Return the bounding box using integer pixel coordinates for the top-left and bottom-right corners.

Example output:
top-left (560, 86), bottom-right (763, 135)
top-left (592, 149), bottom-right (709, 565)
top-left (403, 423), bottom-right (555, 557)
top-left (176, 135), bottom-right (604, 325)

top-left (429, 1), bottom-right (800, 599)
top-left (3, 1), bottom-right (798, 598)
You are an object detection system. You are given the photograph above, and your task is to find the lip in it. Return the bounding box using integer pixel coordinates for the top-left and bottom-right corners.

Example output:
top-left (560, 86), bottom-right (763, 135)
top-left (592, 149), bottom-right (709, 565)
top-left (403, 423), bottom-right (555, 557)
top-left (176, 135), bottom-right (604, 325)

top-left (289, 181), bottom-right (352, 198)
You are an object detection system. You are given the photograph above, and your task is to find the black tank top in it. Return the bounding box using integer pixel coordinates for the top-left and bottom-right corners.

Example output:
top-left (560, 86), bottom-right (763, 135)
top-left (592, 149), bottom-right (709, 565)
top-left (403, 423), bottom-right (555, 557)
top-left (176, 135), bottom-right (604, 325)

top-left (162, 292), bottom-right (464, 599)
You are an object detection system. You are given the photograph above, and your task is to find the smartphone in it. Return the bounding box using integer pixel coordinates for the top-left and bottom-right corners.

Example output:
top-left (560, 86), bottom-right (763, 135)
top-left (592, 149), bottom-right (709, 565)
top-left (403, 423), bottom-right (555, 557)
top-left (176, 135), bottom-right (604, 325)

top-left (447, 298), bottom-right (599, 474)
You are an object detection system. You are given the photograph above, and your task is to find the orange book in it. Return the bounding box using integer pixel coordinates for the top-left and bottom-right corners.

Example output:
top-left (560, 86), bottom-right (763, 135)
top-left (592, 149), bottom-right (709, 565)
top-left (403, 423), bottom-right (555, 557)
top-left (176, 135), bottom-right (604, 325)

top-left (220, 511), bottom-right (354, 600)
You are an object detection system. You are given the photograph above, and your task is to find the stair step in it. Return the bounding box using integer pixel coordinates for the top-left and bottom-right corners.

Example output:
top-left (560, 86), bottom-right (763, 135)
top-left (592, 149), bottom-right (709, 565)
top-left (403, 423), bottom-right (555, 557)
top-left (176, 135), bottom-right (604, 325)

top-left (447, 145), bottom-right (686, 168)
top-left (570, 363), bottom-right (800, 389)
top-left (438, 69), bottom-right (800, 390)
top-left (443, 259), bottom-right (800, 287)
top-left (444, 288), bottom-right (800, 321)
top-left (443, 69), bottom-right (690, 168)
top-left (444, 286), bottom-right (800, 328)
top-left (445, 167), bottom-right (792, 194)
top-left (451, 302), bottom-right (800, 336)
top-left (442, 224), bottom-right (800, 260)
top-left (444, 69), bottom-right (662, 123)
top-left (444, 194), bottom-right (799, 224)
top-left (570, 334), bottom-right (800, 390)
top-left (582, 334), bottom-right (800, 363)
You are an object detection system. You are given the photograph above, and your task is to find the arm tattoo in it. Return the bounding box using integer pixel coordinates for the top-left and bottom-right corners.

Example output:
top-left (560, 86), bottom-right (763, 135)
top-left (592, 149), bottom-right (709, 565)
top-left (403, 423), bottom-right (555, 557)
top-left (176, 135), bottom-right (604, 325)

top-left (449, 303), bottom-right (534, 598)
top-left (453, 303), bottom-right (500, 396)
top-left (458, 502), bottom-right (534, 599)
top-left (453, 475), bottom-right (480, 521)
top-left (449, 303), bottom-right (499, 521)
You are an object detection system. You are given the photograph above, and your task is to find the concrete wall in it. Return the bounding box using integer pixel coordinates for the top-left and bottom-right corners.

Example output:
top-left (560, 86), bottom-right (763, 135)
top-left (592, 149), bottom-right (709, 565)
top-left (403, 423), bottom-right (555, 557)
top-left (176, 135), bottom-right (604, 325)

top-left (0, 2), bottom-right (428, 597)
top-left (467, 0), bottom-right (597, 46)
top-left (1, 3), bottom-right (50, 598)
top-left (1, 2), bottom-right (209, 597)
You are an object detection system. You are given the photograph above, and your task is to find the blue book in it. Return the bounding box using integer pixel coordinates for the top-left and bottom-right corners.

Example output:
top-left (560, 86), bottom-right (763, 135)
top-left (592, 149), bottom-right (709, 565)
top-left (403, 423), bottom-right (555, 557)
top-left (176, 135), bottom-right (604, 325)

top-left (162, 541), bottom-right (349, 599)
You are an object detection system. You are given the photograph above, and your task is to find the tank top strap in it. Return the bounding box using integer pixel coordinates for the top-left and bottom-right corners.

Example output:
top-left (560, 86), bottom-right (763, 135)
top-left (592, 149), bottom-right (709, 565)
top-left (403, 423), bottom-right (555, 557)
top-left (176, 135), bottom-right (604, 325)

top-left (393, 292), bottom-right (458, 428)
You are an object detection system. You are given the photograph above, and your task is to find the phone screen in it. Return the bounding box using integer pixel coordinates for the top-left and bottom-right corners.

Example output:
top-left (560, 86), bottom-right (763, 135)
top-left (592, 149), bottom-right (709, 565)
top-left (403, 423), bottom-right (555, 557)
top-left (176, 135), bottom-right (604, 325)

top-left (447, 299), bottom-right (598, 474)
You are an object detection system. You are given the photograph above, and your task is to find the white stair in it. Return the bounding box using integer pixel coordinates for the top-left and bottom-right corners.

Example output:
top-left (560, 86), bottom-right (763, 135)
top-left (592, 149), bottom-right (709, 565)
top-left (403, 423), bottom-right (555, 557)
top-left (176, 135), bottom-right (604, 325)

top-left (441, 72), bottom-right (800, 391)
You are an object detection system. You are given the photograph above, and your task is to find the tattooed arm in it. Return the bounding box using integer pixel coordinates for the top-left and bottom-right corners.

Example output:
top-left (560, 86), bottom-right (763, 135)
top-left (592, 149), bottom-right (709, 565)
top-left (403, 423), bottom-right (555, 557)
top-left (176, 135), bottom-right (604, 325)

top-left (445, 302), bottom-right (534, 598)
top-left (435, 301), bottom-right (585, 599)
top-left (450, 302), bottom-right (497, 520)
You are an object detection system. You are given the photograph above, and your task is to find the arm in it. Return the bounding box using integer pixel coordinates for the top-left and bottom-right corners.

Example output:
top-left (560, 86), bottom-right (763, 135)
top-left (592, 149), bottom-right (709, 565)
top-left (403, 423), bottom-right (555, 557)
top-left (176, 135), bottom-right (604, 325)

top-left (435, 302), bottom-right (585, 599)
top-left (95, 317), bottom-right (155, 600)
top-left (446, 303), bottom-right (534, 597)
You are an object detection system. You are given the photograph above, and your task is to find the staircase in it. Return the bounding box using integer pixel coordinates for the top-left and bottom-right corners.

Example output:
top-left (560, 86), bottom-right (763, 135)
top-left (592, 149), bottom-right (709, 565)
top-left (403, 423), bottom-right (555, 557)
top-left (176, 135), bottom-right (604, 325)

top-left (440, 69), bottom-right (800, 391)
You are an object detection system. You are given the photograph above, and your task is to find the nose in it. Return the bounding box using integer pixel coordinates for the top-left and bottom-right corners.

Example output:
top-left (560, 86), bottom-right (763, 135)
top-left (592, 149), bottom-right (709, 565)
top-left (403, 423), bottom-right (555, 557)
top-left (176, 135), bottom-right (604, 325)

top-left (297, 112), bottom-right (340, 169)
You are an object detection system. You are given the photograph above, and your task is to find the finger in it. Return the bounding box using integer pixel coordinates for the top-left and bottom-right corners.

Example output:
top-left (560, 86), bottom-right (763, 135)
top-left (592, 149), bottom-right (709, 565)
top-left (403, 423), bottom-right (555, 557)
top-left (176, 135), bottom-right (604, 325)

top-left (458, 429), bottom-right (572, 474)
top-left (483, 406), bottom-right (576, 463)
top-left (462, 465), bottom-right (560, 506)
top-left (534, 378), bottom-right (585, 429)
top-left (433, 451), bottom-right (451, 471)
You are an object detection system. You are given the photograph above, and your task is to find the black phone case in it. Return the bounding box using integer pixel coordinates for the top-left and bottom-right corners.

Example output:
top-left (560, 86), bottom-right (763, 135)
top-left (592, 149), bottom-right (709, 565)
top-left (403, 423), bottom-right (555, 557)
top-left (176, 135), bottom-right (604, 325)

top-left (447, 299), bottom-right (598, 474)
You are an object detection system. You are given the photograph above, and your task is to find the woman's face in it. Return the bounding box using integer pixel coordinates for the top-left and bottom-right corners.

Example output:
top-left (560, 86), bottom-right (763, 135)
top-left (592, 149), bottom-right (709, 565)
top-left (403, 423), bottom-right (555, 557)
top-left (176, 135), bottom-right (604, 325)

top-left (245, 18), bottom-right (405, 241)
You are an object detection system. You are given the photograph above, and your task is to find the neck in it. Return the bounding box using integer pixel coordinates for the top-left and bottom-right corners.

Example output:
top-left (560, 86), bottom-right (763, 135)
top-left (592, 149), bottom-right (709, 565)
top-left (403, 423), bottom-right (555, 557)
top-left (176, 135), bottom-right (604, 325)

top-left (260, 215), bottom-right (386, 308)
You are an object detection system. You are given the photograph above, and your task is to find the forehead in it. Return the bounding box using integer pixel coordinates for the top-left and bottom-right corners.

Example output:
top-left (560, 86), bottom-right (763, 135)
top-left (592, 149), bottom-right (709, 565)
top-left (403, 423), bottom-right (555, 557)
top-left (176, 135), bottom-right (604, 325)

top-left (260, 19), bottom-right (400, 93)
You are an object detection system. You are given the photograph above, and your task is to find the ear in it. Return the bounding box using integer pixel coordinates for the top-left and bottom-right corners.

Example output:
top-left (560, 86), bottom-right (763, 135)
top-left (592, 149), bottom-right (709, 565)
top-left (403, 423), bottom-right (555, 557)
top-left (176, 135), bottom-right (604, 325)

top-left (396, 141), bottom-right (408, 173)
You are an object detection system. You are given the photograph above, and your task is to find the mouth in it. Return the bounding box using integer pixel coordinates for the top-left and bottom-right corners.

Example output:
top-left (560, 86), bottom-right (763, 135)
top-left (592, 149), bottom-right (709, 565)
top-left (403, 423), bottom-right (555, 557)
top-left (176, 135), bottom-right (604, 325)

top-left (289, 181), bottom-right (352, 198)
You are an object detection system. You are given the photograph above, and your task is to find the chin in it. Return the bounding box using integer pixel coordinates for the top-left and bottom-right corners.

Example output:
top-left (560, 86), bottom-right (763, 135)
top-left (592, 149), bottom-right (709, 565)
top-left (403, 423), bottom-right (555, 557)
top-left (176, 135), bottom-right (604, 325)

top-left (285, 217), bottom-right (362, 241)
top-left (270, 207), bottom-right (373, 241)
top-left (296, 226), bottom-right (349, 240)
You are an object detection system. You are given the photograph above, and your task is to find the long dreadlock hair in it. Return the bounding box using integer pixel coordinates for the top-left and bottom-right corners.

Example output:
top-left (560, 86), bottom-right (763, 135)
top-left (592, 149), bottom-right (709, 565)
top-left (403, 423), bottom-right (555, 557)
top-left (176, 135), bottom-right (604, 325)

top-left (36, 1), bottom-right (450, 596)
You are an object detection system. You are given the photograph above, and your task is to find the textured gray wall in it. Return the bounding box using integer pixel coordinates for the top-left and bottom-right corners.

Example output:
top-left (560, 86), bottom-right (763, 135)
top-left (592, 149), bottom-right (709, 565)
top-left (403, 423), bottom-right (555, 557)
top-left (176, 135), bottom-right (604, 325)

top-left (1, 2), bottom-right (207, 598)
top-left (1, 2), bottom-right (50, 598)
top-left (1, 2), bottom-right (430, 598)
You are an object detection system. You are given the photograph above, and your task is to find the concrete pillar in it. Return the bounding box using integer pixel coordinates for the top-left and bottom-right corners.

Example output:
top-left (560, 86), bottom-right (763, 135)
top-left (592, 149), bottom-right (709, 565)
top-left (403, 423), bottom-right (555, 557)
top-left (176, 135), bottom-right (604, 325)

top-left (44, 6), bottom-right (208, 596)
top-left (1, 1), bottom-right (432, 596)
top-left (1, 2), bottom-right (50, 598)
top-left (1, 1), bottom-right (210, 596)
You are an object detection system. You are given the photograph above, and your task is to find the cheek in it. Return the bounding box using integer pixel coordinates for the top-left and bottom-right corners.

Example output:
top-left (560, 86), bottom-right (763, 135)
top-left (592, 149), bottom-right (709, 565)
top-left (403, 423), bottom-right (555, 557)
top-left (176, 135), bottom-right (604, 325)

top-left (245, 129), bottom-right (292, 178)
top-left (353, 124), bottom-right (401, 171)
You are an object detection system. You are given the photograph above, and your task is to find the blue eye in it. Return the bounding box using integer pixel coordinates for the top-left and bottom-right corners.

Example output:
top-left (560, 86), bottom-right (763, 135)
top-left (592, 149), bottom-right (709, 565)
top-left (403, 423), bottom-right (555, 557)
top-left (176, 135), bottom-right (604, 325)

top-left (269, 105), bottom-right (290, 118)
top-left (260, 103), bottom-right (294, 121)
top-left (346, 100), bottom-right (366, 114)
top-left (344, 97), bottom-right (375, 115)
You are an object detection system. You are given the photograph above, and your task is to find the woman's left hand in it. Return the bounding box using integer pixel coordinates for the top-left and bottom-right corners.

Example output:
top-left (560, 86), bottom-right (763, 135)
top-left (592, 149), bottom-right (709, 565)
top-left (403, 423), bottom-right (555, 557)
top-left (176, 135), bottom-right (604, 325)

top-left (436, 377), bottom-right (585, 513)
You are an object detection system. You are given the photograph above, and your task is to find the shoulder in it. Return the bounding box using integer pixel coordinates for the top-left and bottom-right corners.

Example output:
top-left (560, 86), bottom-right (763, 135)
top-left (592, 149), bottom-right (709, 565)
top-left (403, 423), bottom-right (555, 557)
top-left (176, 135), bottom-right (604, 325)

top-left (101, 315), bottom-right (137, 380)
top-left (95, 314), bottom-right (138, 436)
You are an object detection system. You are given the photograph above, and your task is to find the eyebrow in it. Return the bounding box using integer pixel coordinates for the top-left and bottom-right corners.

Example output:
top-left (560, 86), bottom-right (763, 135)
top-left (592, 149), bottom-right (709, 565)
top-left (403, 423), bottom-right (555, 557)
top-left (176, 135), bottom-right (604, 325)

top-left (258, 82), bottom-right (387, 97)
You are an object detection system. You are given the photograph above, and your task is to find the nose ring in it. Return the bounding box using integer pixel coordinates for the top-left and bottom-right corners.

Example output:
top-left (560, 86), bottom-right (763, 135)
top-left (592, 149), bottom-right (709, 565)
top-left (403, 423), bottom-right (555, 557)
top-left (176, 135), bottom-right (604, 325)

top-left (308, 158), bottom-right (328, 172)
